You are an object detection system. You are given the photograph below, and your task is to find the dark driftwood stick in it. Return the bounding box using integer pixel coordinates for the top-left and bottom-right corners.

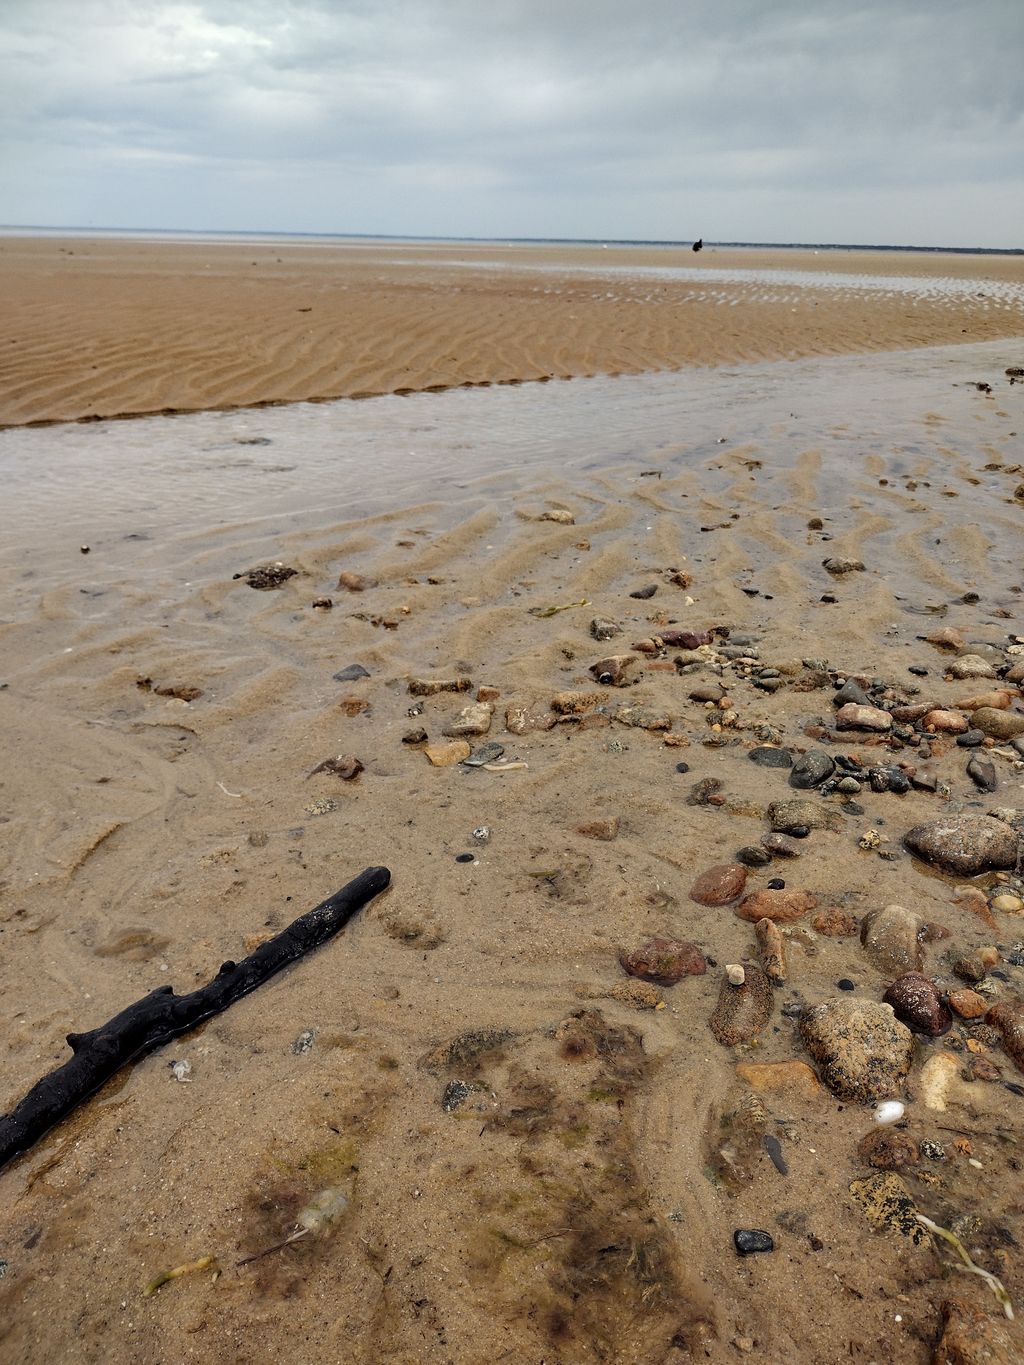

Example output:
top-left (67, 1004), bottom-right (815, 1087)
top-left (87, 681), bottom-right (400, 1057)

top-left (0, 865), bottom-right (391, 1172)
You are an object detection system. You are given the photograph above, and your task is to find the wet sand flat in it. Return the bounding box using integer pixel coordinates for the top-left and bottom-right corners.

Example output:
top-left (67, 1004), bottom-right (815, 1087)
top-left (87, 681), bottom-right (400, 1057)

top-left (1, 235), bottom-right (1023, 426)
top-left (0, 264), bottom-right (1023, 1361)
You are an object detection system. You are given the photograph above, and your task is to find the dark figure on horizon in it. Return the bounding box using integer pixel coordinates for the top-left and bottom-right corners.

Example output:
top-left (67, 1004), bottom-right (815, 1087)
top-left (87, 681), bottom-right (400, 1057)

top-left (692, 238), bottom-right (703, 252)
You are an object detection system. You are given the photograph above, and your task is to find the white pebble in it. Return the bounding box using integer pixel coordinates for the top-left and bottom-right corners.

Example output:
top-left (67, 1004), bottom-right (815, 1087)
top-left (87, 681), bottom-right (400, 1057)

top-left (874, 1100), bottom-right (905, 1125)
top-left (726, 964), bottom-right (745, 986)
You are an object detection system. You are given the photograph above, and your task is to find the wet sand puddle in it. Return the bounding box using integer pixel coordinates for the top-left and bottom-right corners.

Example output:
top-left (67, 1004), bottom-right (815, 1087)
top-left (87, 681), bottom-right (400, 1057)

top-left (0, 340), bottom-right (1022, 1362)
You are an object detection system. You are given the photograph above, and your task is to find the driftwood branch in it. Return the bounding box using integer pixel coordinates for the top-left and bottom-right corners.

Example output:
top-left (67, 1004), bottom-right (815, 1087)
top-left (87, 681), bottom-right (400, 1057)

top-left (0, 865), bottom-right (391, 1172)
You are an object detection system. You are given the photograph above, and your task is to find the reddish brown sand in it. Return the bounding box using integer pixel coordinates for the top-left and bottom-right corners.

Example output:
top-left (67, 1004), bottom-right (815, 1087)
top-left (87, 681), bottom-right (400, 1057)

top-left (1, 236), bottom-right (1022, 426)
top-left (0, 241), bottom-right (1023, 1363)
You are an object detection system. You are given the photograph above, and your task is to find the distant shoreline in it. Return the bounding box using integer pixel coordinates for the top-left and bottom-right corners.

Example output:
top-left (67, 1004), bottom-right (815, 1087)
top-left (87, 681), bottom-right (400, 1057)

top-left (1, 224), bottom-right (1021, 256)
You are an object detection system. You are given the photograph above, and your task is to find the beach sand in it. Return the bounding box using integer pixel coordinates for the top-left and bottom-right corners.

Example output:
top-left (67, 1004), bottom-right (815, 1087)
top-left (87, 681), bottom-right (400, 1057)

top-left (0, 241), bottom-right (1023, 1363)
top-left (1, 236), bottom-right (1023, 426)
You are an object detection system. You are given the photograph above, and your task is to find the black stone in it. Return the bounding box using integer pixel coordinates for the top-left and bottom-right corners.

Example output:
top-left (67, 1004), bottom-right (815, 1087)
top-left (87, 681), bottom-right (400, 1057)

top-left (908, 665), bottom-right (929, 677)
top-left (957, 730), bottom-right (986, 748)
top-left (967, 756), bottom-right (998, 793)
top-left (630, 584), bottom-right (658, 599)
top-left (767, 878), bottom-right (785, 890)
top-left (455, 853), bottom-right (476, 864)
top-left (837, 978), bottom-right (856, 991)
top-left (788, 825), bottom-right (811, 838)
top-left (737, 846), bottom-right (773, 868)
top-left (333, 663), bottom-right (371, 681)
top-left (734, 1229), bottom-right (774, 1256)
top-left (675, 761), bottom-right (691, 773)
top-left (833, 678), bottom-right (871, 707)
top-left (790, 750), bottom-right (835, 789)
top-left (749, 746), bottom-right (793, 769)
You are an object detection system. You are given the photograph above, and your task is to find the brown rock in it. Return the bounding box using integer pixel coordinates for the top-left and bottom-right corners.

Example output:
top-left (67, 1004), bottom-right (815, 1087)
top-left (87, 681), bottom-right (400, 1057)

top-left (505, 704), bottom-right (556, 734)
top-left (309, 754), bottom-right (364, 781)
top-left (924, 626), bottom-right (966, 650)
top-left (948, 989), bottom-right (988, 1020)
top-left (660, 628), bottom-right (713, 649)
top-left (590, 616), bottom-right (622, 641)
top-left (762, 833), bottom-right (801, 858)
top-left (835, 703), bottom-right (892, 732)
top-left (620, 937), bottom-right (706, 986)
top-left (755, 917), bottom-right (786, 984)
top-left (904, 815), bottom-right (1020, 876)
top-left (933, 1297), bottom-right (1018, 1365)
top-left (605, 980), bottom-right (663, 1010)
top-left (615, 704), bottom-right (672, 730)
top-left (956, 689), bottom-right (1016, 711)
top-left (589, 654), bottom-right (643, 687)
top-left (800, 998), bottom-right (914, 1101)
top-left (767, 798), bottom-right (841, 833)
top-left (922, 708), bottom-right (969, 734)
top-left (971, 706), bottom-right (1024, 740)
top-left (408, 676), bottom-right (473, 696)
top-left (948, 654), bottom-right (997, 680)
top-left (986, 1001), bottom-right (1024, 1075)
top-left (336, 570), bottom-right (376, 591)
top-left (736, 889), bottom-right (817, 923)
top-left (423, 740), bottom-right (472, 767)
top-left (576, 817), bottom-right (620, 841)
top-left (857, 1129), bottom-right (920, 1171)
top-left (812, 908), bottom-right (860, 936)
top-left (883, 972), bottom-right (952, 1037)
top-left (442, 702), bottom-right (493, 738)
top-left (551, 690), bottom-right (605, 714)
top-left (952, 885), bottom-right (997, 930)
top-left (709, 964), bottom-right (773, 1046)
top-left (860, 904), bottom-right (925, 975)
top-left (735, 1060), bottom-right (820, 1098)
top-left (477, 685), bottom-right (501, 702)
top-left (689, 863), bottom-right (748, 906)
top-left (539, 508), bottom-right (574, 524)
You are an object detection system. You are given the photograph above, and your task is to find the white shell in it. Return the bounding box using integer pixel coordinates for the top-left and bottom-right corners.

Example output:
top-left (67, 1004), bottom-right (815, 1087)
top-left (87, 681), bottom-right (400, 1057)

top-left (874, 1100), bottom-right (905, 1125)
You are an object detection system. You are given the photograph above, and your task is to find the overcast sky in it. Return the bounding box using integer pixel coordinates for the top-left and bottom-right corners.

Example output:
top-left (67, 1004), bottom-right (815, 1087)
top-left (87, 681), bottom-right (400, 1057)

top-left (1, 0), bottom-right (1021, 247)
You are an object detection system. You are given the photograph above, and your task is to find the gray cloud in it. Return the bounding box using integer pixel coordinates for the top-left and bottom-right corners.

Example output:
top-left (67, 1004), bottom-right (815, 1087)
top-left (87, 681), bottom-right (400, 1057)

top-left (0, 0), bottom-right (1021, 245)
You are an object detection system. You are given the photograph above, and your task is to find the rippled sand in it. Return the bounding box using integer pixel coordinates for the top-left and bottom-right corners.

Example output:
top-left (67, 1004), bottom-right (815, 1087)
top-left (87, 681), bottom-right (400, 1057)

top-left (1, 236), bottom-right (1023, 425)
top-left (0, 303), bottom-right (1023, 1360)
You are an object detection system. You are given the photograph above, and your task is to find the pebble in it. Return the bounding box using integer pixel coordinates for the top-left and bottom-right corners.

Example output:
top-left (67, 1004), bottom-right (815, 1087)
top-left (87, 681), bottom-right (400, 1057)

top-left (848, 1173), bottom-right (925, 1243)
top-left (442, 702), bottom-right (493, 738)
top-left (291, 1030), bottom-right (315, 1056)
top-left (790, 750), bottom-right (835, 789)
top-left (336, 570), bottom-right (376, 591)
top-left (423, 740), bottom-right (472, 767)
top-left (947, 654), bottom-right (997, 680)
top-left (762, 833), bottom-right (801, 858)
top-left (933, 1298), bottom-right (1018, 1365)
top-left (408, 675), bottom-right (473, 696)
top-left (736, 889), bottom-right (817, 923)
top-left (947, 988), bottom-right (988, 1020)
top-left (590, 616), bottom-right (622, 641)
top-left (986, 1001), bottom-right (1024, 1074)
top-left (822, 556), bottom-right (865, 575)
top-left (837, 978), bottom-right (856, 991)
top-left (551, 690), bottom-right (604, 714)
top-left (455, 853), bottom-right (476, 864)
top-left (539, 508), bottom-right (575, 524)
top-left (463, 741), bottom-right (505, 766)
top-left (860, 904), bottom-right (925, 975)
top-left (858, 1127), bottom-right (917, 1169)
top-left (966, 755), bottom-right (998, 792)
top-left (971, 706), bottom-right (1024, 740)
top-left (733, 1229), bottom-right (774, 1256)
top-left (833, 678), bottom-right (872, 707)
top-left (674, 761), bottom-right (690, 773)
top-left (620, 937), bottom-right (707, 985)
top-left (589, 654), bottom-right (643, 687)
top-left (755, 918), bottom-right (786, 984)
top-left (922, 708), bottom-right (969, 734)
top-left (709, 964), bottom-right (773, 1046)
top-left (872, 1100), bottom-right (907, 1127)
top-left (505, 704), bottom-right (556, 734)
top-left (883, 972), bottom-right (952, 1037)
top-left (736, 846), bottom-right (772, 868)
top-left (735, 1061), bottom-right (820, 1097)
top-left (800, 998), bottom-right (914, 1101)
top-left (689, 863), bottom-right (748, 906)
top-left (767, 799), bottom-right (841, 833)
top-left (955, 728), bottom-right (986, 747)
top-left (835, 702), bottom-right (892, 732)
top-left (629, 583), bottom-right (658, 599)
top-left (333, 663), bottom-right (371, 682)
top-left (991, 892), bottom-right (1024, 914)
top-left (903, 814), bottom-right (1020, 875)
top-left (749, 746), bottom-right (793, 768)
